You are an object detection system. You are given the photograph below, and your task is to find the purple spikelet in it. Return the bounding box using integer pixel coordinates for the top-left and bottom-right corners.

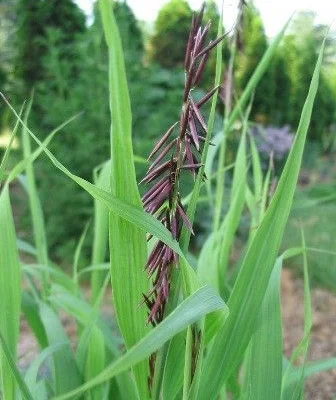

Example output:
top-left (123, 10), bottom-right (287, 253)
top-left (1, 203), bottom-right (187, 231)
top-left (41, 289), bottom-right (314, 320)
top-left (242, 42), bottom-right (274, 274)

top-left (141, 4), bottom-right (226, 326)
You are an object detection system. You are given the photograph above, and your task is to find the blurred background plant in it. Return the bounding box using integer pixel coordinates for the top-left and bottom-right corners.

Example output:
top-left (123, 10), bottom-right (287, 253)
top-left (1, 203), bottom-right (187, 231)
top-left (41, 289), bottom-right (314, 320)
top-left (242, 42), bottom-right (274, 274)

top-left (1, 0), bottom-right (335, 278)
top-left (250, 125), bottom-right (294, 167)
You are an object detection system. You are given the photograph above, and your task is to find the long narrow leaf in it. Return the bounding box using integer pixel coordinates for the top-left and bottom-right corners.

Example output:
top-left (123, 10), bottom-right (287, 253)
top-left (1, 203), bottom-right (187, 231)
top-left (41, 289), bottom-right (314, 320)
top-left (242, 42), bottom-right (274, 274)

top-left (91, 161), bottom-right (110, 302)
top-left (97, 1), bottom-right (150, 394)
top-left (217, 128), bottom-right (247, 287)
top-left (182, 10), bottom-right (226, 399)
top-left (21, 98), bottom-right (49, 295)
top-left (39, 302), bottom-right (81, 395)
top-left (162, 331), bottom-right (186, 400)
top-left (0, 332), bottom-right (33, 400)
top-left (85, 326), bottom-right (107, 400)
top-left (243, 257), bottom-right (283, 400)
top-left (17, 239), bottom-right (37, 256)
top-left (53, 286), bottom-right (226, 400)
top-left (21, 291), bottom-right (48, 349)
top-left (285, 358), bottom-right (336, 386)
top-left (6, 112), bottom-right (79, 184)
top-left (24, 343), bottom-right (66, 399)
top-left (197, 37), bottom-right (325, 400)
top-left (0, 95), bottom-right (191, 271)
top-left (0, 185), bottom-right (21, 399)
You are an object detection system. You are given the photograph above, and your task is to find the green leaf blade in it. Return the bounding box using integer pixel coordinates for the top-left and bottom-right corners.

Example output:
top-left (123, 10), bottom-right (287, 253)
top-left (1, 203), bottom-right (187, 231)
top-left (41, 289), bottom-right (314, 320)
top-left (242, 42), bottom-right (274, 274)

top-left (243, 257), bottom-right (283, 400)
top-left (197, 35), bottom-right (325, 400)
top-left (91, 161), bottom-right (110, 303)
top-left (53, 285), bottom-right (226, 400)
top-left (0, 186), bottom-right (22, 399)
top-left (99, 1), bottom-right (150, 397)
top-left (39, 303), bottom-right (81, 395)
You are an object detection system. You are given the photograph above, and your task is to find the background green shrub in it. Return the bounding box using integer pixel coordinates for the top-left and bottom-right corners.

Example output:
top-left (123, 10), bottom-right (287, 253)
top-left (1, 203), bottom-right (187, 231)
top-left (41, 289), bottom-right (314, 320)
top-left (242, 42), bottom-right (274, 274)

top-left (1, 0), bottom-right (335, 263)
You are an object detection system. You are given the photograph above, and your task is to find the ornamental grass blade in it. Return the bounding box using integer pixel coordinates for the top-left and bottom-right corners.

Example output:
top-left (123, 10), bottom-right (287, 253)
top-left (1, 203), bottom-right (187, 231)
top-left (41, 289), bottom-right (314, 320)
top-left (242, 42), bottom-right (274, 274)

top-left (38, 302), bottom-right (81, 395)
top-left (242, 247), bottom-right (304, 400)
top-left (197, 232), bottom-right (230, 344)
top-left (246, 134), bottom-right (264, 239)
top-left (197, 232), bottom-right (221, 292)
top-left (24, 343), bottom-right (66, 400)
top-left (72, 275), bottom-right (139, 400)
top-left (197, 37), bottom-right (325, 400)
top-left (49, 291), bottom-right (120, 356)
top-left (1, 53), bottom-right (194, 278)
top-left (72, 222), bottom-right (90, 286)
top-left (21, 291), bottom-right (48, 349)
top-left (0, 331), bottom-right (33, 400)
top-left (0, 185), bottom-right (21, 400)
top-left (21, 97), bottom-right (49, 274)
top-left (285, 358), bottom-right (336, 387)
top-left (23, 264), bottom-right (77, 294)
top-left (204, 131), bottom-right (222, 206)
top-left (260, 157), bottom-right (273, 217)
top-left (52, 286), bottom-right (226, 400)
top-left (85, 326), bottom-right (107, 400)
top-left (217, 128), bottom-right (247, 288)
top-left (99, 1), bottom-right (151, 394)
top-left (6, 113), bottom-right (79, 184)
top-left (162, 331), bottom-right (186, 400)
top-left (91, 161), bottom-right (110, 303)
top-left (242, 256), bottom-right (283, 400)
top-left (250, 134), bottom-right (263, 200)
top-left (17, 239), bottom-right (37, 256)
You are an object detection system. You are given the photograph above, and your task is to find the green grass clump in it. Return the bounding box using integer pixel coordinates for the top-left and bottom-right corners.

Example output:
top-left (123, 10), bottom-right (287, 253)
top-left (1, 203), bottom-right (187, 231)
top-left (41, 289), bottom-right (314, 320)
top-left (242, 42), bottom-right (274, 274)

top-left (0, 2), bottom-right (335, 399)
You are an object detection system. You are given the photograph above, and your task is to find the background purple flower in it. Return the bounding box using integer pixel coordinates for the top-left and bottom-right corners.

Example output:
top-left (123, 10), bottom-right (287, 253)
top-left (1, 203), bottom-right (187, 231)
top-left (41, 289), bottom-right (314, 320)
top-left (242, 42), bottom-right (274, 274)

top-left (251, 125), bottom-right (294, 160)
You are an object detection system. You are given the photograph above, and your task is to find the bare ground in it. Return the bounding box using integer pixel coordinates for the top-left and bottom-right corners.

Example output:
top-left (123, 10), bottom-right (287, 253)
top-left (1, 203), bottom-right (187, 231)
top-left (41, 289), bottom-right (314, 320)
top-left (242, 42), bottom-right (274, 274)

top-left (282, 269), bottom-right (336, 400)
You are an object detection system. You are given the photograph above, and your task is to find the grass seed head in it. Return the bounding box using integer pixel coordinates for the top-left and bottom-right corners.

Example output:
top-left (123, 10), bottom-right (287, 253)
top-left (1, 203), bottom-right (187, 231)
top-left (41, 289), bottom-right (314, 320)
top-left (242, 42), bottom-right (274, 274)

top-left (141, 2), bottom-right (226, 325)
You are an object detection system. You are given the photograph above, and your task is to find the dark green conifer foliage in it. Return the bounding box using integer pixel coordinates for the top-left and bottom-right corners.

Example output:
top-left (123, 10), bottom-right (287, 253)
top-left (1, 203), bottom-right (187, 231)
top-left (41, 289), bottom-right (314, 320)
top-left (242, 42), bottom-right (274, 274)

top-left (150, 0), bottom-right (193, 68)
top-left (283, 12), bottom-right (336, 140)
top-left (236, 2), bottom-right (292, 125)
top-left (236, 3), bottom-right (271, 122)
top-left (15, 0), bottom-right (86, 91)
top-left (26, 0), bottom-right (148, 260)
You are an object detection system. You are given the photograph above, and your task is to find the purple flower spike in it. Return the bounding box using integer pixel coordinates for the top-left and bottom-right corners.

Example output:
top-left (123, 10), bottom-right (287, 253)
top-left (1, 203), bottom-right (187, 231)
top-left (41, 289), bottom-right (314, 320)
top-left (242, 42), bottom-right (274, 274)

top-left (140, 3), bottom-right (226, 327)
top-left (189, 115), bottom-right (200, 150)
top-left (196, 85), bottom-right (220, 108)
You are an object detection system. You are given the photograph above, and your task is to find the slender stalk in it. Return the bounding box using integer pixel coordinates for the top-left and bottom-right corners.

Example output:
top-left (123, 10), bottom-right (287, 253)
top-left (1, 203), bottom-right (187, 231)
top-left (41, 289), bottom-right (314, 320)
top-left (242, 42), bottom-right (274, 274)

top-left (213, 3), bottom-right (244, 233)
top-left (22, 97), bottom-right (49, 298)
top-left (181, 5), bottom-right (225, 398)
top-left (180, 10), bottom-right (224, 253)
top-left (182, 328), bottom-right (193, 399)
top-left (150, 267), bottom-right (181, 399)
top-left (142, 4), bottom-right (226, 325)
top-left (142, 5), bottom-right (227, 394)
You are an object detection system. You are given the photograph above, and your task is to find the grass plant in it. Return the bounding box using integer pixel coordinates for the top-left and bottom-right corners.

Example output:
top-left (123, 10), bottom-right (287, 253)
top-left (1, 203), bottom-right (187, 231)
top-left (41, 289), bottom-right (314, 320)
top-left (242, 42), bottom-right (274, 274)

top-left (0, 1), bottom-right (335, 399)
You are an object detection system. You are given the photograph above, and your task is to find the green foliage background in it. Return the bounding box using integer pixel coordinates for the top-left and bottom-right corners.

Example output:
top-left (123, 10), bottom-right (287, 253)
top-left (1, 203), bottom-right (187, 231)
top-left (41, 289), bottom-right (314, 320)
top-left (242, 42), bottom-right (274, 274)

top-left (1, 0), bottom-right (335, 261)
